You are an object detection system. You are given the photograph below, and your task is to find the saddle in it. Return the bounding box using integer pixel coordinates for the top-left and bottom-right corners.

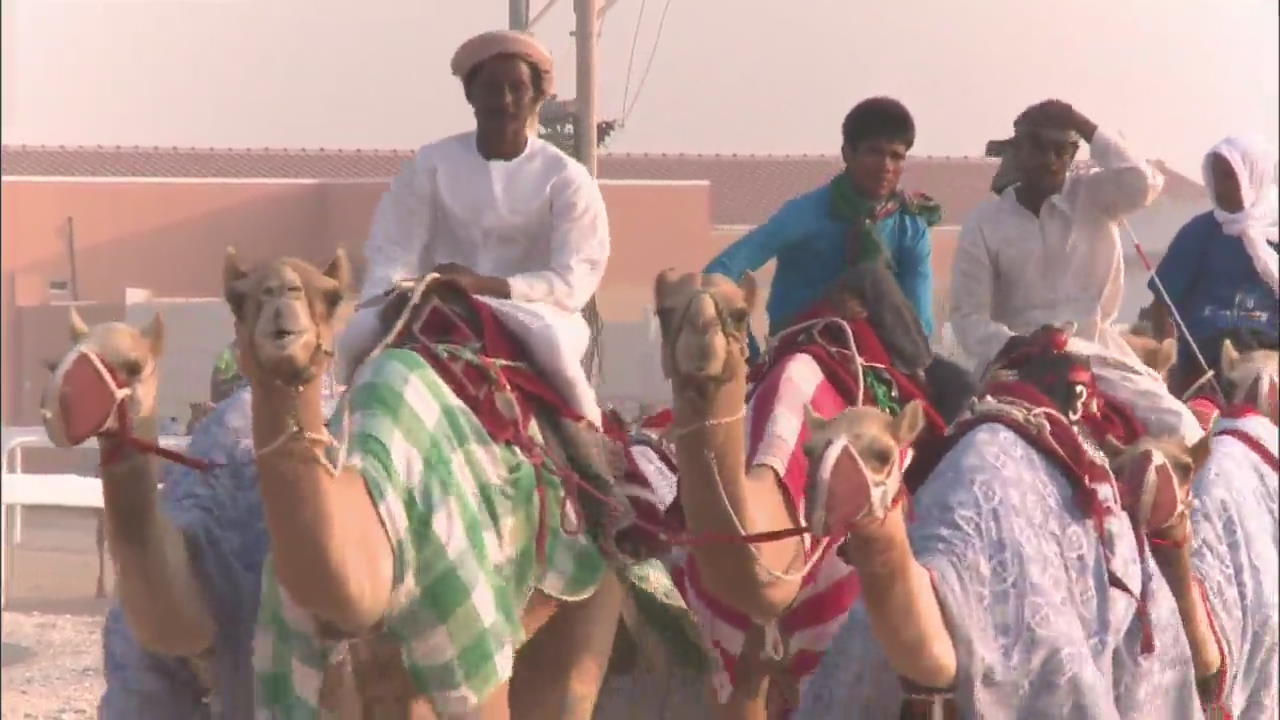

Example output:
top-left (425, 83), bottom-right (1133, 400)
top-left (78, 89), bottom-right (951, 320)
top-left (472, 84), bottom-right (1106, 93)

top-left (369, 280), bottom-right (671, 562)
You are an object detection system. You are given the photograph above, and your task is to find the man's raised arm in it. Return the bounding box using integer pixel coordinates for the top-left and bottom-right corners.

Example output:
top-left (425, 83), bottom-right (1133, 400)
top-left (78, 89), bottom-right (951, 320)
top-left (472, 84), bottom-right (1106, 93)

top-left (1073, 110), bottom-right (1165, 219)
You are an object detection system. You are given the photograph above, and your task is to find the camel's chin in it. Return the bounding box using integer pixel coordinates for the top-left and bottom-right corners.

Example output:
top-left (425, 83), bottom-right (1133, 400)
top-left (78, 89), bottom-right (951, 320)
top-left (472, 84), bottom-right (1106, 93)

top-left (673, 350), bottom-right (729, 379)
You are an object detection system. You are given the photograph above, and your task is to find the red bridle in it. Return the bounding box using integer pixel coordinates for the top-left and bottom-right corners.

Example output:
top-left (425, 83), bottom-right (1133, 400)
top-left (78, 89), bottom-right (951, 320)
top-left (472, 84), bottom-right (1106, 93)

top-left (42, 346), bottom-right (216, 472)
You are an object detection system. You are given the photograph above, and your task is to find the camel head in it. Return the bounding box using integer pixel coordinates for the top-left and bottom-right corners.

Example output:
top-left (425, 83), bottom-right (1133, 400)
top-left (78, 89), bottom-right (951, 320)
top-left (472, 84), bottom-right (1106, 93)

top-left (223, 247), bottom-right (351, 387)
top-left (1122, 334), bottom-right (1177, 381)
top-left (41, 307), bottom-right (165, 447)
top-left (653, 270), bottom-right (757, 384)
top-left (800, 399), bottom-right (926, 535)
top-left (1220, 338), bottom-right (1279, 423)
top-left (1110, 433), bottom-right (1211, 540)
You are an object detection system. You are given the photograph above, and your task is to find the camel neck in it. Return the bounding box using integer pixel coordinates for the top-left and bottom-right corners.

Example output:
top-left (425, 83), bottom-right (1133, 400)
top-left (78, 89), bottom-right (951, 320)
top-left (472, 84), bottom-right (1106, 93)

top-left (670, 375), bottom-right (748, 467)
top-left (250, 378), bottom-right (328, 449)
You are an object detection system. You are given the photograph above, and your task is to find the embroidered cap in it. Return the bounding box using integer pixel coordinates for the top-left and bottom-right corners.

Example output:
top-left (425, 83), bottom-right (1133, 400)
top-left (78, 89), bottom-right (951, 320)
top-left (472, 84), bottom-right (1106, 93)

top-left (451, 30), bottom-right (555, 96)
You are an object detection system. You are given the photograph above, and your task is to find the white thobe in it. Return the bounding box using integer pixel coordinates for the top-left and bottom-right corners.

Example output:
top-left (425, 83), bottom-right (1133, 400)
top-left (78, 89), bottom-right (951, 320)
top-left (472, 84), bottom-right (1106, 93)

top-left (337, 131), bottom-right (611, 427)
top-left (951, 128), bottom-right (1164, 371)
top-left (951, 129), bottom-right (1201, 442)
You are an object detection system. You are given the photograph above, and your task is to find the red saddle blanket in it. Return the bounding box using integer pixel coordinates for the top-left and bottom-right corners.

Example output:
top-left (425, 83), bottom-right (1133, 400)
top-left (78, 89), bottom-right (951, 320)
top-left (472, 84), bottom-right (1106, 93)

top-left (748, 303), bottom-right (947, 437)
top-left (385, 289), bottom-right (682, 559)
top-left (384, 290), bottom-right (584, 451)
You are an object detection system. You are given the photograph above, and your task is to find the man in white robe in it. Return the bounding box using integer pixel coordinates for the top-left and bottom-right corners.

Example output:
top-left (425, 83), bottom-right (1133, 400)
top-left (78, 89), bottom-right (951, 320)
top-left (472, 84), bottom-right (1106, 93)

top-left (951, 99), bottom-right (1201, 442)
top-left (337, 29), bottom-right (610, 428)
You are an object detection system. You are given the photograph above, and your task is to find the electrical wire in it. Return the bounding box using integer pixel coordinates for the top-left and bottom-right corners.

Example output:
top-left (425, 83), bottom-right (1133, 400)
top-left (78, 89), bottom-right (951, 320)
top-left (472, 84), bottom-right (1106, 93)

top-left (621, 0), bottom-right (673, 123)
top-left (619, 0), bottom-right (648, 118)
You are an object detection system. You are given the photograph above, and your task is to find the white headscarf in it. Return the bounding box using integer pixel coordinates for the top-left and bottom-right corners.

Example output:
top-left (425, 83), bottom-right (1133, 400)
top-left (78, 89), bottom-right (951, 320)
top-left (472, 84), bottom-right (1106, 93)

top-left (1202, 135), bottom-right (1279, 295)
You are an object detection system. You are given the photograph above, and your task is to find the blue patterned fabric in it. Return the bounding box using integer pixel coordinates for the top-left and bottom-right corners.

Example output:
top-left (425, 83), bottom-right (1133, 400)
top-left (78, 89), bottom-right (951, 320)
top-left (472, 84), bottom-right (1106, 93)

top-left (100, 380), bottom-right (340, 719)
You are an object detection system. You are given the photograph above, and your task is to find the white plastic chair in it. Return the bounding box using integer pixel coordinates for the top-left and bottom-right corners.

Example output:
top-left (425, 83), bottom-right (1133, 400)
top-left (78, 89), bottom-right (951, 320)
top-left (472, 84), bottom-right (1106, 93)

top-left (1, 428), bottom-right (191, 607)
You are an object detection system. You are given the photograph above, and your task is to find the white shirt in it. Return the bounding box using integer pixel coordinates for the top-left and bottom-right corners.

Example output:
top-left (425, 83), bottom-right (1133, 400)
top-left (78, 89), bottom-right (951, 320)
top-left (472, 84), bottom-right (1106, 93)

top-left (337, 132), bottom-right (611, 426)
top-left (359, 131), bottom-right (610, 312)
top-left (950, 128), bottom-right (1165, 373)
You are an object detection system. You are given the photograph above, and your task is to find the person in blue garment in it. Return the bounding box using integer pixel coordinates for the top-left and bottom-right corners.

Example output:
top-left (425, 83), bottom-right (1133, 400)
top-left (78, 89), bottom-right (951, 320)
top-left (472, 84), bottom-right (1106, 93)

top-left (704, 96), bottom-right (973, 419)
top-left (707, 96), bottom-right (934, 349)
top-left (1147, 135), bottom-right (1279, 397)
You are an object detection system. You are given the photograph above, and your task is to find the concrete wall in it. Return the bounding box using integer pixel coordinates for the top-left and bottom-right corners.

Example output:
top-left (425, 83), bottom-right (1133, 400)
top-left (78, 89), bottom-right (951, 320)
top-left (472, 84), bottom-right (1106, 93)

top-left (1, 177), bottom-right (716, 423)
top-left (1, 174), bottom-right (1202, 425)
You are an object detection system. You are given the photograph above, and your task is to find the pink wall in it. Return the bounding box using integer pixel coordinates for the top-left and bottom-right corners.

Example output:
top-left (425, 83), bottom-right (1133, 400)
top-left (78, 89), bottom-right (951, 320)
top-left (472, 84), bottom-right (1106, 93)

top-left (0, 178), bottom-right (715, 422)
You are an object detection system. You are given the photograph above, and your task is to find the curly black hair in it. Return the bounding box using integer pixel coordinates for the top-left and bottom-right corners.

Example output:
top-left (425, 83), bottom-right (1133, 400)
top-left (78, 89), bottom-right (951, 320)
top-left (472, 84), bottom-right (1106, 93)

top-left (842, 97), bottom-right (916, 151)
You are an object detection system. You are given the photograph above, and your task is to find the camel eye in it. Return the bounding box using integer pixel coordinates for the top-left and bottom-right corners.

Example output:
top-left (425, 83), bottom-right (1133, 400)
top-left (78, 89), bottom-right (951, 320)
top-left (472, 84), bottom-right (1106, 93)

top-left (869, 447), bottom-right (894, 468)
top-left (118, 359), bottom-right (143, 378)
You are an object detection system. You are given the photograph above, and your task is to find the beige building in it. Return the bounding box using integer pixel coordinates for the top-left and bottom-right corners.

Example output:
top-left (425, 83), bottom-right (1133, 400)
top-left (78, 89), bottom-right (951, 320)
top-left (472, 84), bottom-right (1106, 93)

top-left (0, 145), bottom-right (1205, 423)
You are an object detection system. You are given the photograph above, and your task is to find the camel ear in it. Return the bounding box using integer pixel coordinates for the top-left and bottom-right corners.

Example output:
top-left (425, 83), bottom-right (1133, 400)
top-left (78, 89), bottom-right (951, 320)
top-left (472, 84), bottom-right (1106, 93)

top-left (69, 306), bottom-right (90, 343)
top-left (653, 268), bottom-right (680, 305)
top-left (891, 399), bottom-right (927, 448)
top-left (1189, 432), bottom-right (1212, 469)
top-left (1155, 338), bottom-right (1177, 375)
top-left (322, 249), bottom-right (351, 291)
top-left (1101, 435), bottom-right (1127, 461)
top-left (1220, 338), bottom-right (1240, 375)
top-left (223, 247), bottom-right (251, 322)
top-left (141, 313), bottom-right (165, 357)
top-left (317, 250), bottom-right (351, 314)
top-left (738, 271), bottom-right (758, 313)
top-left (803, 403), bottom-right (829, 436)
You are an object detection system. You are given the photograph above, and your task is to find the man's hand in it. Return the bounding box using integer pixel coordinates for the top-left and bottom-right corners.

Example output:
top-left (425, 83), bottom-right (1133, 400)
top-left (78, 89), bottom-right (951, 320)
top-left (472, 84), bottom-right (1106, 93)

top-left (1023, 99), bottom-right (1097, 143)
top-left (430, 263), bottom-right (512, 299)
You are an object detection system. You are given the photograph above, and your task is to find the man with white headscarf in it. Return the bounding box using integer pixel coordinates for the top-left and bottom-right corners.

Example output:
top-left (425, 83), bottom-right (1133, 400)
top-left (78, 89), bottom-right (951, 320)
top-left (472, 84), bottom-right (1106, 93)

top-left (337, 29), bottom-right (610, 428)
top-left (952, 99), bottom-right (1204, 442)
top-left (1147, 135), bottom-right (1279, 397)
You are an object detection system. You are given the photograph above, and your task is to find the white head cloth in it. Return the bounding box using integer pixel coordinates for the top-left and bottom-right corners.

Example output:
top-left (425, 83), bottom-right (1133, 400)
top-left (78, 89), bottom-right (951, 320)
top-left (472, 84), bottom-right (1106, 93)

top-left (1203, 135), bottom-right (1280, 295)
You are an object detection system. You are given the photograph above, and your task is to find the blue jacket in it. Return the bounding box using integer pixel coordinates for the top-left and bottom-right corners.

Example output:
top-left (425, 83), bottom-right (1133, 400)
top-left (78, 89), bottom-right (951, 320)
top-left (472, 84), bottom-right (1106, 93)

top-left (1150, 211), bottom-right (1278, 366)
top-left (704, 183), bottom-right (935, 338)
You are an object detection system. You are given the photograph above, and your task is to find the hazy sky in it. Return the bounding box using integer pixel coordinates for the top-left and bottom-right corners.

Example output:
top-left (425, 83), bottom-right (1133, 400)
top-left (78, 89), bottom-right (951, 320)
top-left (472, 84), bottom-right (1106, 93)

top-left (2, 0), bottom-right (1276, 178)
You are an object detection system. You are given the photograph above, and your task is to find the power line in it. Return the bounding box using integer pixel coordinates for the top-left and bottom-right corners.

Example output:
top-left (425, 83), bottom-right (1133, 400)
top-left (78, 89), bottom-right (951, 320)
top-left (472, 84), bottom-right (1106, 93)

top-left (621, 0), bottom-right (673, 123)
top-left (619, 0), bottom-right (647, 118)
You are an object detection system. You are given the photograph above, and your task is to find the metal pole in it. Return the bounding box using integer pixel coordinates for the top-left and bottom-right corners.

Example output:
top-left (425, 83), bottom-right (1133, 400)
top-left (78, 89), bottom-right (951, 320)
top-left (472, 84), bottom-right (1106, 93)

top-left (573, 0), bottom-right (598, 177)
top-left (509, 0), bottom-right (529, 30)
top-left (572, 0), bottom-right (603, 385)
top-left (66, 217), bottom-right (80, 302)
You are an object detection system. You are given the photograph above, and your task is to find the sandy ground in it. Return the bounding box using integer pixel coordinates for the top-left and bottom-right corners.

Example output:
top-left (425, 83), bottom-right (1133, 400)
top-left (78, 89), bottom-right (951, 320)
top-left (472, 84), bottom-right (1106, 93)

top-left (0, 507), bottom-right (711, 719)
top-left (2, 507), bottom-right (112, 719)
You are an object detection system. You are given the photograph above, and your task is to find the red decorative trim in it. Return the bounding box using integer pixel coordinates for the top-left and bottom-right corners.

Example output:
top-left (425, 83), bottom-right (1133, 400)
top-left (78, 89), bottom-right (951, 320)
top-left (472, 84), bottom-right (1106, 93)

top-left (1214, 429), bottom-right (1279, 473)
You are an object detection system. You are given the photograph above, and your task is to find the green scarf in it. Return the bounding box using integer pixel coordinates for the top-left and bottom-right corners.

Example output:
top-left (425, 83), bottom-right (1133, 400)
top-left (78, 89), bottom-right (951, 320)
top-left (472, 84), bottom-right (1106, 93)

top-left (829, 174), bottom-right (942, 269)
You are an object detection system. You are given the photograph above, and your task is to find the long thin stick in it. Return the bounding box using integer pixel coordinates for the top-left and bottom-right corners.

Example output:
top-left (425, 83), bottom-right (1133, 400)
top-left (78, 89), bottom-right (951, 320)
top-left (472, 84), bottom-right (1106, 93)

top-left (1120, 219), bottom-right (1224, 400)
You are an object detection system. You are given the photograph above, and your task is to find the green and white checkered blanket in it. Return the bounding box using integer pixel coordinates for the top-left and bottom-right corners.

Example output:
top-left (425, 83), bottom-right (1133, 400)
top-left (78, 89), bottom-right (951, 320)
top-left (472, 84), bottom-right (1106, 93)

top-left (253, 348), bottom-right (606, 718)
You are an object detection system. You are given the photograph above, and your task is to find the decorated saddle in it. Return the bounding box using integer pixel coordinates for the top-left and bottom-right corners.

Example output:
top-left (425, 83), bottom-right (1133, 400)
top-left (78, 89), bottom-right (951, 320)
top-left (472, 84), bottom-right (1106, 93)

top-left (369, 281), bottom-right (708, 672)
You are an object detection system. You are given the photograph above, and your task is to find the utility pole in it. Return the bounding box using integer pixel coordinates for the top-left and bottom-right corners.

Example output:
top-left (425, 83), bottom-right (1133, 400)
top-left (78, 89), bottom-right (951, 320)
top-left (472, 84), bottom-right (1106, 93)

top-left (573, 0), bottom-right (598, 177)
top-left (509, 0), bottom-right (529, 30)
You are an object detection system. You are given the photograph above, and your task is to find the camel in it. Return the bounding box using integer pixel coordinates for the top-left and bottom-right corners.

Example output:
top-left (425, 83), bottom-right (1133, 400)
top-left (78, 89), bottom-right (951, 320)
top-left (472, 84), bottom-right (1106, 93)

top-left (42, 310), bottom-right (218, 661)
top-left (223, 248), bottom-right (632, 719)
top-left (42, 291), bottom-right (627, 717)
top-left (787, 323), bottom-right (1210, 717)
top-left (44, 309), bottom-right (433, 715)
top-left (1174, 338), bottom-right (1279, 717)
top-left (1122, 333), bottom-right (1177, 381)
top-left (653, 269), bottom-right (951, 718)
top-left (1220, 338), bottom-right (1279, 422)
top-left (1110, 435), bottom-right (1222, 686)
